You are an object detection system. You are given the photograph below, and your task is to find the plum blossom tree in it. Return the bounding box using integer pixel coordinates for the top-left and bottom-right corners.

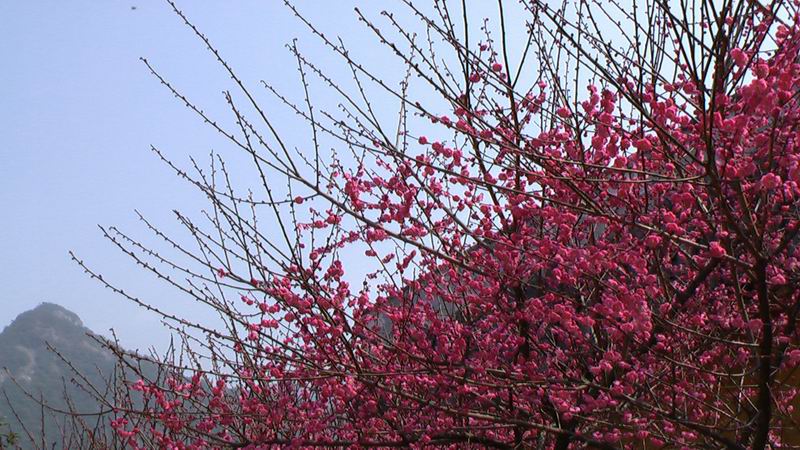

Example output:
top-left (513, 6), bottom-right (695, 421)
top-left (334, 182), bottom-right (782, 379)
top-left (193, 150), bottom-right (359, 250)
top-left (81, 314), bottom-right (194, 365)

top-left (71, 0), bottom-right (800, 448)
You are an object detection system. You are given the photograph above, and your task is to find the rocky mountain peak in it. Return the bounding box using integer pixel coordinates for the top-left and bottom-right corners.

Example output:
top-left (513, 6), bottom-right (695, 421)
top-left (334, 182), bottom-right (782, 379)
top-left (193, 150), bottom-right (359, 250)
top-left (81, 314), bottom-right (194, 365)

top-left (4, 302), bottom-right (84, 332)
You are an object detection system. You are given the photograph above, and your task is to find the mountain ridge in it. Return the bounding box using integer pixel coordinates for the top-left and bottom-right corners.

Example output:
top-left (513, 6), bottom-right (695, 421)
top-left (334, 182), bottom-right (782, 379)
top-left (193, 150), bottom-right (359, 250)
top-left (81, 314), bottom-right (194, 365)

top-left (0, 302), bottom-right (118, 447)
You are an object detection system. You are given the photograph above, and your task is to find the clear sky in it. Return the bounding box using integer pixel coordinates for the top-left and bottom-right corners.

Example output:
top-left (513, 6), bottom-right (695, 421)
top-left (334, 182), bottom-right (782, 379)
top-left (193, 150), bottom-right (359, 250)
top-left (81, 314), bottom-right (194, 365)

top-left (1, 0), bottom-right (530, 352)
top-left (0, 0), bottom-right (384, 351)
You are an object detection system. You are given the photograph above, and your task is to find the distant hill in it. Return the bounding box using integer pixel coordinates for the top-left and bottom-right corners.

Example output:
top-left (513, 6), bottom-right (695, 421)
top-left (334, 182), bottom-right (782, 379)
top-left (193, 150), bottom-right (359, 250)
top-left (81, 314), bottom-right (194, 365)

top-left (0, 303), bottom-right (119, 447)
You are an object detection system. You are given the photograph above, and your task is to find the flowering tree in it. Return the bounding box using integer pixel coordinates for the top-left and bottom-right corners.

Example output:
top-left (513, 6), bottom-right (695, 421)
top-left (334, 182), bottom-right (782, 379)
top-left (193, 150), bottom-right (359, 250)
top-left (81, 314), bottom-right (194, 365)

top-left (71, 0), bottom-right (800, 448)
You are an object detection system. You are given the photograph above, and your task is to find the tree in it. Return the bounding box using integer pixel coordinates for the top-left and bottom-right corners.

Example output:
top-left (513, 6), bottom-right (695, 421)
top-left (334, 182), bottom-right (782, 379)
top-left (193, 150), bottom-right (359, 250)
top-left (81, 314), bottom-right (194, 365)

top-left (70, 0), bottom-right (800, 448)
top-left (0, 418), bottom-right (17, 449)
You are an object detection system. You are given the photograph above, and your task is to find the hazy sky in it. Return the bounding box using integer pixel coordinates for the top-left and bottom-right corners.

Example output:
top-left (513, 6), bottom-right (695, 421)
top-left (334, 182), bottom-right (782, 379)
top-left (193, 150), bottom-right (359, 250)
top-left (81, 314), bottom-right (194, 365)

top-left (0, 0), bottom-right (385, 351)
top-left (1, 1), bottom-right (531, 352)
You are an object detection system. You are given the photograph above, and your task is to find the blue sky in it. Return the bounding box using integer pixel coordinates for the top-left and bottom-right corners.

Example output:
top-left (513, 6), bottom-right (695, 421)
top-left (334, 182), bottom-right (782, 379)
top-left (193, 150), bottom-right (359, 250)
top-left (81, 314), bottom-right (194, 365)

top-left (0, 0), bottom-right (382, 351)
top-left (1, 0), bottom-right (530, 352)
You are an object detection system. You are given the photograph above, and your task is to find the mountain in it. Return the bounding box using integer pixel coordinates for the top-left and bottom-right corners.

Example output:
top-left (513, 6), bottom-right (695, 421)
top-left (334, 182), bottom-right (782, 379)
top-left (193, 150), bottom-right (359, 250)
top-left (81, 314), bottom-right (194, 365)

top-left (0, 303), bottom-right (118, 447)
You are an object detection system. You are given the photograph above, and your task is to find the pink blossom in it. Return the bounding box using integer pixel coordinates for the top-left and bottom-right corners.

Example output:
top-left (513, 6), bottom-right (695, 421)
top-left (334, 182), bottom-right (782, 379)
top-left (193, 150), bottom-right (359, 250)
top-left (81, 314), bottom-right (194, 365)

top-left (729, 47), bottom-right (748, 67)
top-left (760, 173), bottom-right (782, 190)
top-left (709, 241), bottom-right (726, 258)
top-left (633, 138), bottom-right (652, 151)
top-left (747, 318), bottom-right (763, 332)
top-left (769, 274), bottom-right (787, 285)
top-left (786, 349), bottom-right (800, 367)
top-left (644, 235), bottom-right (662, 248)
